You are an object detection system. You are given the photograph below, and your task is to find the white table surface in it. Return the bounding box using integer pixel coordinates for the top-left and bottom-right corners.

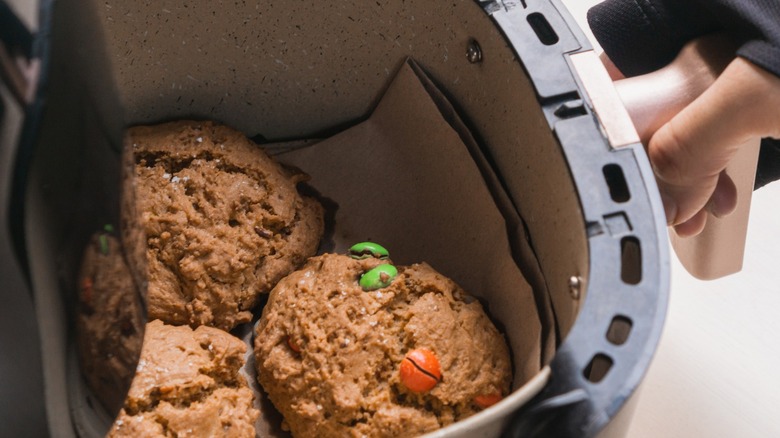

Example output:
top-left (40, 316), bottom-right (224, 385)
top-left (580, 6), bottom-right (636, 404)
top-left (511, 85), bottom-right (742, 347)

top-left (560, 1), bottom-right (780, 436)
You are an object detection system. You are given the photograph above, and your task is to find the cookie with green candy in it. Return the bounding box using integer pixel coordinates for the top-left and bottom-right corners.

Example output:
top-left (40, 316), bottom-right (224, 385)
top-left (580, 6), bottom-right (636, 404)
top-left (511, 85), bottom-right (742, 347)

top-left (254, 249), bottom-right (512, 438)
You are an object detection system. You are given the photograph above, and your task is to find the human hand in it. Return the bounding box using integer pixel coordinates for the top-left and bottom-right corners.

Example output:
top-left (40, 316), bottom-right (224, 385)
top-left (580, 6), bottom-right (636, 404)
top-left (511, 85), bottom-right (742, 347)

top-left (648, 57), bottom-right (780, 237)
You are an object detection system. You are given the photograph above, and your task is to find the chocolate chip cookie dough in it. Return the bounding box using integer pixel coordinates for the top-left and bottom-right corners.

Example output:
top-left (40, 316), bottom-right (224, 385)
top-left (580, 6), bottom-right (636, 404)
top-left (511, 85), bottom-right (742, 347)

top-left (254, 244), bottom-right (512, 438)
top-left (129, 120), bottom-right (324, 331)
top-left (108, 320), bottom-right (259, 438)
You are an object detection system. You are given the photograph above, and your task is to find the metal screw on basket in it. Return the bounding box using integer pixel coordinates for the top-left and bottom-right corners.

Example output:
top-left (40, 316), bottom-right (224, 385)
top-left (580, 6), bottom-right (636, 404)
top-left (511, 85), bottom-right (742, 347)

top-left (568, 275), bottom-right (583, 300)
top-left (467, 39), bottom-right (483, 63)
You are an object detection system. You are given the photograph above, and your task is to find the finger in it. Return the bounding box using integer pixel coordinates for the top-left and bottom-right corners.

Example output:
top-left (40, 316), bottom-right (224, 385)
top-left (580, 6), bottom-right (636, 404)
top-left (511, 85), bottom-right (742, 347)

top-left (706, 171), bottom-right (738, 218)
top-left (673, 209), bottom-right (708, 238)
top-left (648, 60), bottom-right (757, 225)
top-left (659, 191), bottom-right (677, 226)
top-left (671, 172), bottom-right (736, 237)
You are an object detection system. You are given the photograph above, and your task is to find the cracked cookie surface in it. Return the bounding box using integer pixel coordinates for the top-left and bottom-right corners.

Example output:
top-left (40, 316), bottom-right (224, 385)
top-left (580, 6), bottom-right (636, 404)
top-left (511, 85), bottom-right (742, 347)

top-left (129, 120), bottom-right (324, 330)
top-left (254, 253), bottom-right (512, 438)
top-left (108, 320), bottom-right (259, 438)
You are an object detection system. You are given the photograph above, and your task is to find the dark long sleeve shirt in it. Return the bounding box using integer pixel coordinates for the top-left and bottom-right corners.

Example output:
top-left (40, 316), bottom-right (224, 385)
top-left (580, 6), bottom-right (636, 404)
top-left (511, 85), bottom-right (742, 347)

top-left (587, 0), bottom-right (780, 188)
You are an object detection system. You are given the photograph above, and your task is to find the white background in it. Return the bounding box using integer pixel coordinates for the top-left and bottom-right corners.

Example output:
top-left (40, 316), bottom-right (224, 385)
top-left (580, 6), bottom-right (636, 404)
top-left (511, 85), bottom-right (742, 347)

top-left (560, 1), bottom-right (780, 437)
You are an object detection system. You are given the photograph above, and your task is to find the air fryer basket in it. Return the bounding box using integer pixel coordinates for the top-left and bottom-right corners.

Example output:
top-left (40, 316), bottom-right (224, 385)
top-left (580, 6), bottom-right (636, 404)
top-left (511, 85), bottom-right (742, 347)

top-left (1, 0), bottom-right (669, 437)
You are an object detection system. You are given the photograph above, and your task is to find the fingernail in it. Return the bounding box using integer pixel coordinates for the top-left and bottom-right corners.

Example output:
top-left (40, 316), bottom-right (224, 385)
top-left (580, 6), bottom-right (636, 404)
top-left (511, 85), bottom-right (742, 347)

top-left (708, 174), bottom-right (738, 218)
top-left (660, 193), bottom-right (677, 225)
top-left (706, 198), bottom-right (728, 218)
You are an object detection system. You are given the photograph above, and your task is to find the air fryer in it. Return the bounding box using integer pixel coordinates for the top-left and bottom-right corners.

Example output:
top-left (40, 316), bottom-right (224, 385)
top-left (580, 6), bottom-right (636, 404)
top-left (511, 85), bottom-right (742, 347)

top-left (0, 0), bottom-right (669, 437)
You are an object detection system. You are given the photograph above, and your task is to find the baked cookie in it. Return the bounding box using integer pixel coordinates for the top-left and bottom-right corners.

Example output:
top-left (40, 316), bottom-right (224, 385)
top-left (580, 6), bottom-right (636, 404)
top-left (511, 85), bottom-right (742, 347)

top-left (254, 244), bottom-right (512, 438)
top-left (108, 319), bottom-right (259, 438)
top-left (76, 227), bottom-right (145, 412)
top-left (129, 120), bottom-right (324, 330)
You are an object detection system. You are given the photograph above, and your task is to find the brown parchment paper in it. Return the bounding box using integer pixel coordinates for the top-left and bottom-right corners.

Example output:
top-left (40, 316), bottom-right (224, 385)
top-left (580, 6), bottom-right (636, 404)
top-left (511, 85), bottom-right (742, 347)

top-left (243, 60), bottom-right (546, 437)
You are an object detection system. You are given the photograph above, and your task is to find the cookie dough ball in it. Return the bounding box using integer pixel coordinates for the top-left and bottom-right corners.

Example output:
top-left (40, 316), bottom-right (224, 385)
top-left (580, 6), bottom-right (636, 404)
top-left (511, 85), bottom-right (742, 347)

top-left (76, 229), bottom-right (145, 412)
top-left (129, 120), bottom-right (324, 330)
top-left (254, 252), bottom-right (512, 438)
top-left (108, 320), bottom-right (259, 438)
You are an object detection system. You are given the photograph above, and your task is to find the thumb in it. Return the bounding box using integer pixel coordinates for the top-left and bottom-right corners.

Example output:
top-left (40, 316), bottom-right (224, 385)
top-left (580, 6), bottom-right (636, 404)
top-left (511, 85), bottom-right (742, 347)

top-left (648, 58), bottom-right (768, 226)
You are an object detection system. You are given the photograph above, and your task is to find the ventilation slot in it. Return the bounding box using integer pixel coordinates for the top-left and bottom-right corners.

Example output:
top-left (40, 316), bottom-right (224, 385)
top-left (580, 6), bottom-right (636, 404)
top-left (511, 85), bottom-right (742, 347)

top-left (621, 236), bottom-right (642, 285)
top-left (606, 315), bottom-right (632, 345)
top-left (603, 164), bottom-right (630, 203)
top-left (583, 353), bottom-right (613, 383)
top-left (527, 12), bottom-right (559, 45)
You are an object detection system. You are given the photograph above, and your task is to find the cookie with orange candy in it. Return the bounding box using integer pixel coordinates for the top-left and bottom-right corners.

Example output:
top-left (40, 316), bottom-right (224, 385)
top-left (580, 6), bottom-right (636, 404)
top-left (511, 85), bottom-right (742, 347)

top-left (253, 243), bottom-right (512, 438)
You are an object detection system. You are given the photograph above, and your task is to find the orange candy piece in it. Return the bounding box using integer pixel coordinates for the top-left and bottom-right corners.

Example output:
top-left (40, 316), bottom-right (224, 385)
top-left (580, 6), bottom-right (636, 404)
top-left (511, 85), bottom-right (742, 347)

top-left (80, 277), bottom-right (93, 303)
top-left (399, 348), bottom-right (441, 393)
top-left (474, 392), bottom-right (503, 409)
top-left (286, 336), bottom-right (301, 353)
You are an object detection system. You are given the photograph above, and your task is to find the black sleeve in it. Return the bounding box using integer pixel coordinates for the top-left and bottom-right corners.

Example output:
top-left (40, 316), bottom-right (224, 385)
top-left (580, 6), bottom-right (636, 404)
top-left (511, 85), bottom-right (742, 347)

top-left (586, 0), bottom-right (717, 76)
top-left (756, 139), bottom-right (780, 189)
top-left (587, 0), bottom-right (780, 78)
top-left (701, 0), bottom-right (780, 78)
top-left (588, 0), bottom-right (780, 190)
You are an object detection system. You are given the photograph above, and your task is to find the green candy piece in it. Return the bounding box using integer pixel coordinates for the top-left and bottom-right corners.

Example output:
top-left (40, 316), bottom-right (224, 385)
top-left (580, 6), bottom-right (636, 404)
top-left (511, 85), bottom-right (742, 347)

top-left (359, 264), bottom-right (398, 291)
top-left (98, 224), bottom-right (114, 255)
top-left (98, 235), bottom-right (110, 255)
top-left (349, 242), bottom-right (390, 260)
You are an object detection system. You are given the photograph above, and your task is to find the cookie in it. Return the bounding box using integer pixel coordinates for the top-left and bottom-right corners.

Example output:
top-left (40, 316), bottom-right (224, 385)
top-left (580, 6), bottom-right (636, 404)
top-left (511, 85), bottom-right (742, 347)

top-left (108, 319), bottom-right (259, 438)
top-left (76, 228), bottom-right (145, 412)
top-left (129, 120), bottom-right (324, 330)
top-left (254, 249), bottom-right (512, 438)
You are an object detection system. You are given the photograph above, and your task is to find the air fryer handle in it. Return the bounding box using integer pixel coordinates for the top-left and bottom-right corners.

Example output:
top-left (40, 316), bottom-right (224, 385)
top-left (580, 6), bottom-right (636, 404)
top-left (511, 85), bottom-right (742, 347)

top-left (613, 35), bottom-right (734, 143)
top-left (613, 35), bottom-right (761, 280)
